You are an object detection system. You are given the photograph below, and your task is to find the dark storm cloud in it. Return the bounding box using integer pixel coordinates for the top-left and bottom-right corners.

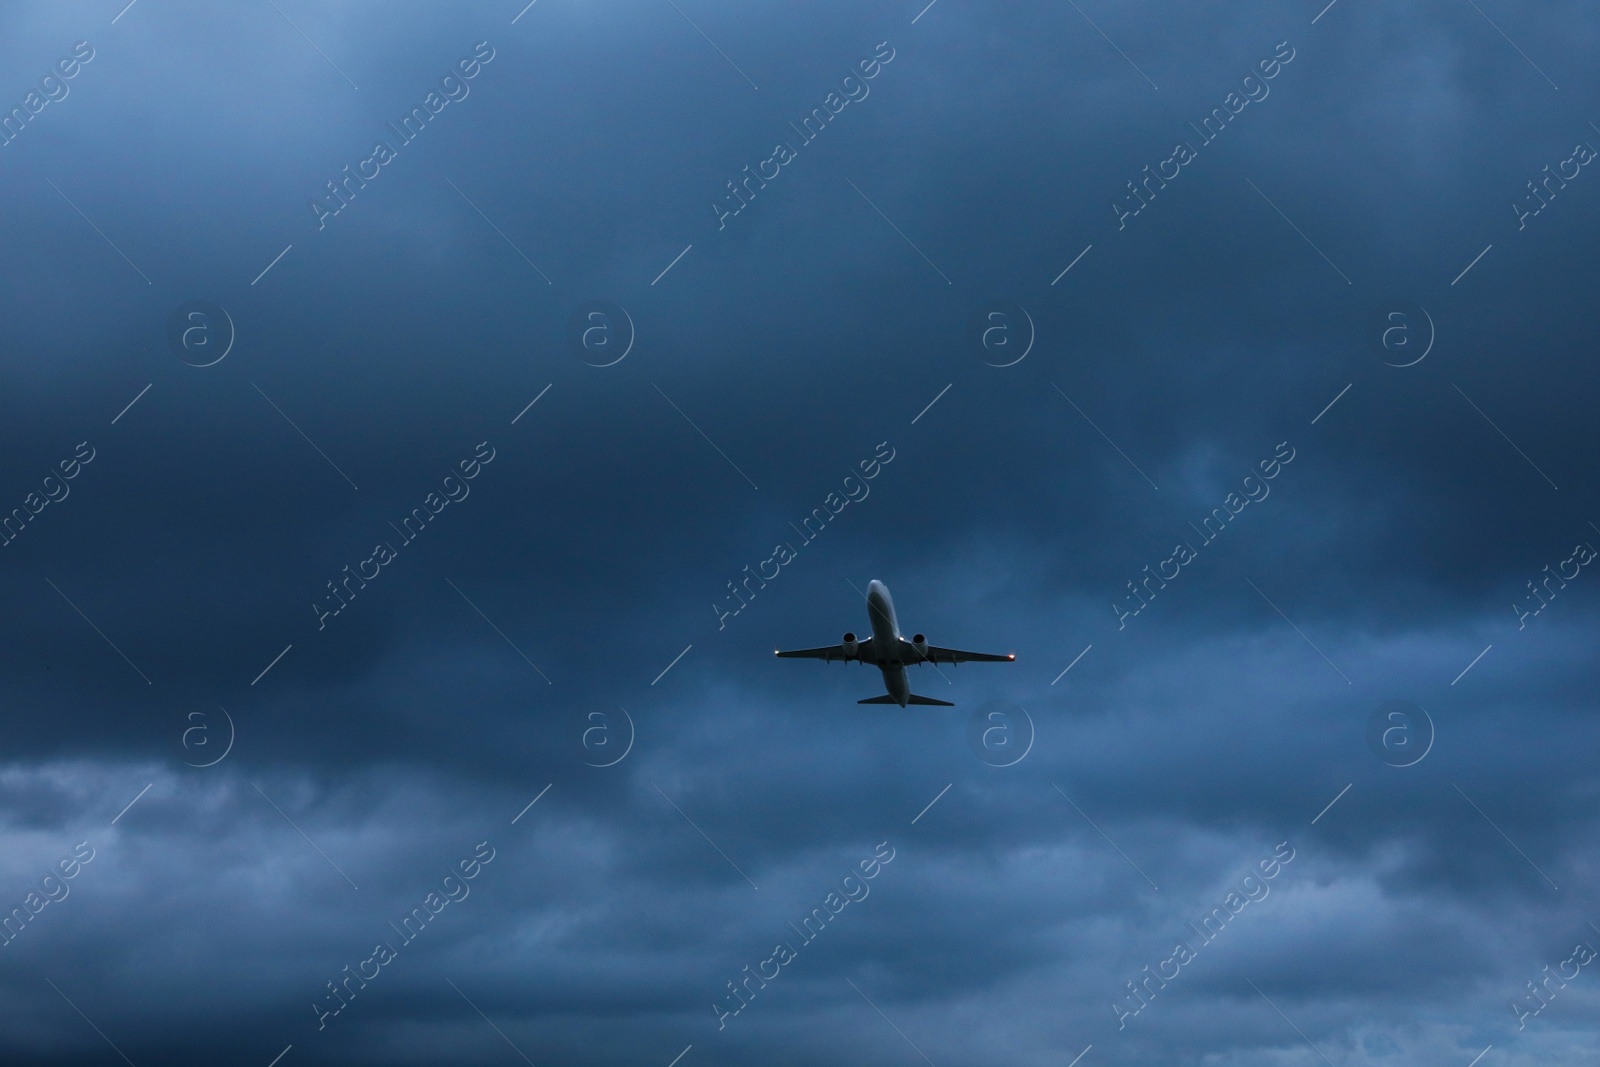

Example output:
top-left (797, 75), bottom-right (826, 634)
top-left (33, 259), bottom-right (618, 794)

top-left (0, 0), bottom-right (1596, 1064)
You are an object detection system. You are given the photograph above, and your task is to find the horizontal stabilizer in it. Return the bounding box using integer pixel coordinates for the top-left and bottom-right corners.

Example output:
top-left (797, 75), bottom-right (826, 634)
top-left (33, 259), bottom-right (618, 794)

top-left (857, 694), bottom-right (956, 706)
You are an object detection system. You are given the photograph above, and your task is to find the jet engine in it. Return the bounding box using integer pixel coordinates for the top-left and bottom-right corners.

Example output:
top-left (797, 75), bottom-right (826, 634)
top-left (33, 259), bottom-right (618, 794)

top-left (842, 632), bottom-right (859, 657)
top-left (912, 634), bottom-right (929, 656)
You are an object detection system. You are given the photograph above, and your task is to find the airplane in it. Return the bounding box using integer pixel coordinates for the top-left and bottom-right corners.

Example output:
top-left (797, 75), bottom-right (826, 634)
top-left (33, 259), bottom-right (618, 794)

top-left (775, 579), bottom-right (1014, 707)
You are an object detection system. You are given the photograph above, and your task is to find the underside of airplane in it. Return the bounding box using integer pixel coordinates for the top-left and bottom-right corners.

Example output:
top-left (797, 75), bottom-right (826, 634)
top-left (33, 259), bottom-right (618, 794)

top-left (775, 580), bottom-right (1014, 707)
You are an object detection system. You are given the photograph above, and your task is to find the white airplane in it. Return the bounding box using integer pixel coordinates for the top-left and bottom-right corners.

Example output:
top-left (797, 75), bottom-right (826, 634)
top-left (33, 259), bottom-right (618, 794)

top-left (776, 579), bottom-right (1014, 706)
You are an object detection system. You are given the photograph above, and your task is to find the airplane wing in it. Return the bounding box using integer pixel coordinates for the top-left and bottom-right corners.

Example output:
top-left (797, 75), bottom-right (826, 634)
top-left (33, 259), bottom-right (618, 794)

top-left (775, 638), bottom-right (880, 663)
top-left (775, 645), bottom-right (852, 662)
top-left (904, 641), bottom-right (1015, 665)
top-left (776, 639), bottom-right (1013, 666)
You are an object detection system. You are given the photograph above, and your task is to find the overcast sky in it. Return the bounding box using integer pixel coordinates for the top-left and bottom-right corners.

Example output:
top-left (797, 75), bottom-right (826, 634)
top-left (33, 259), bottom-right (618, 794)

top-left (1, 1), bottom-right (1597, 1065)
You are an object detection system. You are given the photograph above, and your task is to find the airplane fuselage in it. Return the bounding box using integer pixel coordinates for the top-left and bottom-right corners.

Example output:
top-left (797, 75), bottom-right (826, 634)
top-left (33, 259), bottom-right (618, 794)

top-left (866, 580), bottom-right (910, 705)
top-left (774, 578), bottom-right (1011, 706)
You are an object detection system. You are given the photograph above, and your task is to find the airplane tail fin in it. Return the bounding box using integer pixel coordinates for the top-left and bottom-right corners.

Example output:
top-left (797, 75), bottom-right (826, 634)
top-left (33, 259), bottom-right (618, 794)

top-left (857, 694), bottom-right (955, 706)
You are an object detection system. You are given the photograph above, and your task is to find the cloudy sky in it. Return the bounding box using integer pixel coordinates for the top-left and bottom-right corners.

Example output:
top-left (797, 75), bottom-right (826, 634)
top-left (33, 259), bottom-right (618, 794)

top-left (1, 0), bottom-right (1597, 1064)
